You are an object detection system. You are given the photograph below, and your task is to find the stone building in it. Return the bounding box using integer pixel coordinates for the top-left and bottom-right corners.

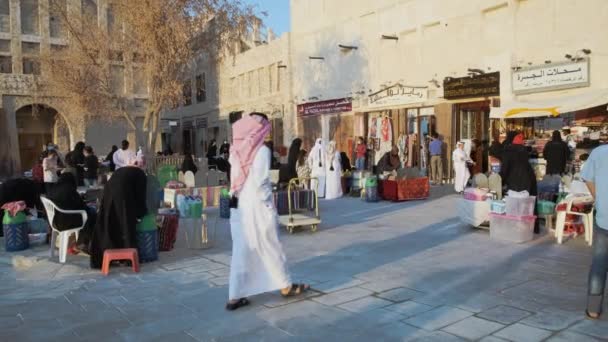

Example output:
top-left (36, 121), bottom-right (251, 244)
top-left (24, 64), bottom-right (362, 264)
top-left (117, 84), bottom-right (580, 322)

top-left (161, 26), bottom-right (294, 159)
top-left (0, 0), bottom-right (148, 178)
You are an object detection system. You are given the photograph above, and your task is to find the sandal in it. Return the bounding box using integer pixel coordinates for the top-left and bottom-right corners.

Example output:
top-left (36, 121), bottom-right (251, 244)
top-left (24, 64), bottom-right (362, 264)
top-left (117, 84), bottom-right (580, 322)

top-left (281, 283), bottom-right (310, 297)
top-left (586, 309), bottom-right (601, 320)
top-left (225, 298), bottom-right (250, 311)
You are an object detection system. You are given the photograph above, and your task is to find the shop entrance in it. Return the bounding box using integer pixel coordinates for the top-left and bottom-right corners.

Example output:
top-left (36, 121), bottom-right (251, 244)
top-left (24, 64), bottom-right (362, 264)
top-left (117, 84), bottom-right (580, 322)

top-left (16, 104), bottom-right (67, 173)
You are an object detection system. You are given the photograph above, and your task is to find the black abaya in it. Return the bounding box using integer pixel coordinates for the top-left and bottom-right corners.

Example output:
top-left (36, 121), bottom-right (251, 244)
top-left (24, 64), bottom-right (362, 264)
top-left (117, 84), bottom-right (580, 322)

top-left (279, 138), bottom-right (302, 184)
top-left (543, 132), bottom-right (569, 175)
top-left (500, 144), bottom-right (537, 195)
top-left (89, 167), bottom-right (147, 269)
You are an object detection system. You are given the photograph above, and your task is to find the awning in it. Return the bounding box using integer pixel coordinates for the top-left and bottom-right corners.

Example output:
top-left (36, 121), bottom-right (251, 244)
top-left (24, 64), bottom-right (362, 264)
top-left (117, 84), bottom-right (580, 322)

top-left (490, 88), bottom-right (608, 119)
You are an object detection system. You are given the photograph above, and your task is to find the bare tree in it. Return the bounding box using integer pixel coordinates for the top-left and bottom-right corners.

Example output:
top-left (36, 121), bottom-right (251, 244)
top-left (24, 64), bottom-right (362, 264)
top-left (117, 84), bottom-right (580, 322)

top-left (38, 0), bottom-right (256, 153)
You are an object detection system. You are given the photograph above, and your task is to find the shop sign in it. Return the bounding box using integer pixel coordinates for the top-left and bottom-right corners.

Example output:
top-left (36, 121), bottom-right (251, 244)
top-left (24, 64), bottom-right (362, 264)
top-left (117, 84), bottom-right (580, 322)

top-left (183, 120), bottom-right (193, 129)
top-left (196, 117), bottom-right (208, 128)
top-left (443, 72), bottom-right (500, 99)
top-left (368, 84), bottom-right (428, 108)
top-left (512, 60), bottom-right (590, 95)
top-left (297, 98), bottom-right (352, 116)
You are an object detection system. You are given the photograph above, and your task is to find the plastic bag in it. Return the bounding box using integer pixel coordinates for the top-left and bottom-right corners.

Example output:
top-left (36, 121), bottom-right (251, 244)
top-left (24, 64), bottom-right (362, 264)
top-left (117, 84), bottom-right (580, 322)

top-left (507, 190), bottom-right (530, 198)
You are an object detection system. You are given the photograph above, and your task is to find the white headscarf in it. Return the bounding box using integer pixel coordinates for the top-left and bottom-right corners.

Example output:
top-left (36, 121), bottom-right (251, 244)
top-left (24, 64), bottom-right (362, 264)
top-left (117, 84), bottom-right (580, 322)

top-left (309, 138), bottom-right (324, 168)
top-left (326, 141), bottom-right (337, 171)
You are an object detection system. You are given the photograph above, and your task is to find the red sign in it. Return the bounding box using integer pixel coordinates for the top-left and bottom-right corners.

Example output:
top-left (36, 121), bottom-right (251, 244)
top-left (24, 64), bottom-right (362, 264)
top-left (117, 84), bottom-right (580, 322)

top-left (297, 98), bottom-right (352, 116)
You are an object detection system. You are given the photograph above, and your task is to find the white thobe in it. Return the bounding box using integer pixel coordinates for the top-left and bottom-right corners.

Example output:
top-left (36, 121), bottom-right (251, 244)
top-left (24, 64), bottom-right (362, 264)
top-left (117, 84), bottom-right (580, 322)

top-left (113, 149), bottom-right (136, 170)
top-left (453, 148), bottom-right (471, 193)
top-left (228, 146), bottom-right (291, 300)
top-left (308, 143), bottom-right (326, 197)
top-left (325, 152), bottom-right (343, 200)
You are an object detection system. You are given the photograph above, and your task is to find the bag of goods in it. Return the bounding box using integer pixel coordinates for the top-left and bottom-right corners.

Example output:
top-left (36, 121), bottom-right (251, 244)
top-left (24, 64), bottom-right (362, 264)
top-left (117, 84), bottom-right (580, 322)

top-left (2, 202), bottom-right (29, 252)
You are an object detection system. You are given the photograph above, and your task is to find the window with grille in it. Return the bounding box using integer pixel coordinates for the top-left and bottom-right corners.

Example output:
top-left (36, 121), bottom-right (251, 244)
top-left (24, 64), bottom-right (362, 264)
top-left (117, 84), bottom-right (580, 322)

top-left (0, 56), bottom-right (11, 73)
top-left (21, 0), bottom-right (40, 35)
top-left (183, 80), bottom-right (192, 106)
top-left (0, 0), bottom-right (9, 33)
top-left (49, 0), bottom-right (66, 38)
top-left (196, 73), bottom-right (206, 103)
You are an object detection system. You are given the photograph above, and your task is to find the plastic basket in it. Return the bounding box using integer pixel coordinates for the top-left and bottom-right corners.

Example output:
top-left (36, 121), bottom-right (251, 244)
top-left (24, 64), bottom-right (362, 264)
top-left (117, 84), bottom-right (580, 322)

top-left (136, 230), bottom-right (158, 263)
top-left (3, 222), bottom-right (29, 251)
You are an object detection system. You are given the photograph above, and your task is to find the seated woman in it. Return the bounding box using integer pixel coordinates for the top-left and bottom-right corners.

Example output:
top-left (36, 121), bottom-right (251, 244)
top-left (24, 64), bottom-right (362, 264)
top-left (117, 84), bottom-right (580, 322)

top-left (0, 178), bottom-right (44, 236)
top-left (181, 153), bottom-right (198, 174)
top-left (46, 173), bottom-right (96, 253)
top-left (89, 163), bottom-right (147, 269)
top-left (376, 145), bottom-right (401, 174)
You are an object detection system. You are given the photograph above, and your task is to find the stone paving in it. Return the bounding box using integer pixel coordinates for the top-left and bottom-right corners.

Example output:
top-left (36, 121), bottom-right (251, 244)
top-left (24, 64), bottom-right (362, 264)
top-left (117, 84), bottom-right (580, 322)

top-left (1, 187), bottom-right (608, 341)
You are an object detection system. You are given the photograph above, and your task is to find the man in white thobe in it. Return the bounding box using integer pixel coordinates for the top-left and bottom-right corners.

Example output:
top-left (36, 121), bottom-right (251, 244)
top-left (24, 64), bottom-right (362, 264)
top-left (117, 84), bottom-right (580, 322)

top-left (113, 140), bottom-right (136, 170)
top-left (308, 138), bottom-right (326, 197)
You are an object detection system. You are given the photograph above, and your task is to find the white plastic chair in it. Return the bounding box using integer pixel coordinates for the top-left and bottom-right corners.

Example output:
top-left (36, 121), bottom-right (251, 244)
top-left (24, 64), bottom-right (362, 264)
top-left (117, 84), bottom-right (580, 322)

top-left (40, 196), bottom-right (88, 263)
top-left (178, 171), bottom-right (185, 183)
top-left (555, 194), bottom-right (594, 245)
top-left (184, 171), bottom-right (195, 188)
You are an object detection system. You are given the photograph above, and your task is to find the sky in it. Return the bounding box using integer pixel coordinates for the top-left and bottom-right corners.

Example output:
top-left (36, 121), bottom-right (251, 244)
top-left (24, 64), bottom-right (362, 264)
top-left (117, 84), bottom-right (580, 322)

top-left (245, 0), bottom-right (290, 36)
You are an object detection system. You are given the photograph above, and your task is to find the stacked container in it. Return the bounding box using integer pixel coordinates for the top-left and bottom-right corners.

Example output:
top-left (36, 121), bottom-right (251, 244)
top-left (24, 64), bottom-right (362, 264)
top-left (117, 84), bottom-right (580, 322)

top-left (490, 195), bottom-right (536, 243)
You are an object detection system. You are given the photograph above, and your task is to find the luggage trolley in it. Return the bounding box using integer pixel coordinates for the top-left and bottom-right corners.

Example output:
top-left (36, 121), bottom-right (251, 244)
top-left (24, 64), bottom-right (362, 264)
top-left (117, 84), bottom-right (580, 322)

top-left (278, 177), bottom-right (321, 234)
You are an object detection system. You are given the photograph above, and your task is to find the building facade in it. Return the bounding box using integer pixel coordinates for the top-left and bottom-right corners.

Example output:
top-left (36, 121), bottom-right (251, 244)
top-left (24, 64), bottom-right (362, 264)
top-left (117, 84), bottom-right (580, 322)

top-left (0, 0), bottom-right (148, 178)
top-left (290, 0), bottom-right (608, 175)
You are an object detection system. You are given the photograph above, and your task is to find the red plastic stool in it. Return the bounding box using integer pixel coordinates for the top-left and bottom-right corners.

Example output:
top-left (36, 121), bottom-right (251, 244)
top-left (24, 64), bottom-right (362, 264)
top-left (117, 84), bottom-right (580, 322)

top-left (101, 248), bottom-right (140, 276)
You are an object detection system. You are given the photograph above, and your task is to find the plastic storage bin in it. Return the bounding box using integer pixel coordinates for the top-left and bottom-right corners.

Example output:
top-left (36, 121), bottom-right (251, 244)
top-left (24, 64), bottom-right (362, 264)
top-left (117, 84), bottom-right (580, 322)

top-left (536, 200), bottom-right (556, 216)
top-left (464, 188), bottom-right (489, 201)
top-left (505, 196), bottom-right (536, 216)
top-left (489, 213), bottom-right (536, 243)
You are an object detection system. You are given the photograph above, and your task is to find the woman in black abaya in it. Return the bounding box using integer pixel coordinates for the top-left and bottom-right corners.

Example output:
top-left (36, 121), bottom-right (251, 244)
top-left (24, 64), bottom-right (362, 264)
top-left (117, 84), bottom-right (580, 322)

top-left (279, 138), bottom-right (302, 185)
top-left (89, 166), bottom-right (147, 269)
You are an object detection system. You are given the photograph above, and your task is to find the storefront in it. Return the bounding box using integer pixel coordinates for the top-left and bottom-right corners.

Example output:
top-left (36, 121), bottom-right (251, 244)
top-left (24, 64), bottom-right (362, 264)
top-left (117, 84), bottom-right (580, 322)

top-left (296, 98), bottom-right (353, 153)
top-left (360, 84), bottom-right (439, 172)
top-left (444, 72), bottom-right (501, 174)
top-left (490, 59), bottom-right (607, 177)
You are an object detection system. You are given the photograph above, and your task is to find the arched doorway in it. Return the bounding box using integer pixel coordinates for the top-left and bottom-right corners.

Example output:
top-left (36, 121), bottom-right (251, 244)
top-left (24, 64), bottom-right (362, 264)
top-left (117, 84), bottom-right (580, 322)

top-left (16, 104), bottom-right (68, 172)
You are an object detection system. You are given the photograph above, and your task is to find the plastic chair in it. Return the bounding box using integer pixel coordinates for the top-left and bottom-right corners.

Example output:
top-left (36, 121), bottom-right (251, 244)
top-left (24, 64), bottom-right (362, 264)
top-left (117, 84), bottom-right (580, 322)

top-left (40, 196), bottom-right (88, 263)
top-left (101, 248), bottom-right (140, 275)
top-left (184, 171), bottom-right (195, 188)
top-left (555, 195), bottom-right (594, 245)
top-left (488, 173), bottom-right (502, 200)
top-left (178, 171), bottom-right (185, 183)
top-left (473, 173), bottom-right (489, 189)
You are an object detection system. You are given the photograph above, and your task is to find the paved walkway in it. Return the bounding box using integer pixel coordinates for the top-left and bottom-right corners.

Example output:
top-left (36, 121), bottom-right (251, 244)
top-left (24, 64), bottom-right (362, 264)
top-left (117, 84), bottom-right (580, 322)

top-left (1, 187), bottom-right (607, 341)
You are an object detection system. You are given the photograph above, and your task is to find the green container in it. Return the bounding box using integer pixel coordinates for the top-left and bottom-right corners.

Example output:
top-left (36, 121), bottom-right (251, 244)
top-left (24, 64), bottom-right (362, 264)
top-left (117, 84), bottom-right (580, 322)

top-left (190, 201), bottom-right (203, 218)
top-left (537, 200), bottom-right (556, 216)
top-left (136, 214), bottom-right (157, 232)
top-left (2, 211), bottom-right (26, 225)
top-left (157, 165), bottom-right (178, 188)
top-left (365, 177), bottom-right (378, 187)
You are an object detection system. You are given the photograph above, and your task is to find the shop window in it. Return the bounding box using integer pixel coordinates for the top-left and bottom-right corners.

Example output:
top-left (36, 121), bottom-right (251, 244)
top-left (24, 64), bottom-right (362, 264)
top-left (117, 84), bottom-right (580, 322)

top-left (49, 0), bottom-right (66, 38)
top-left (459, 110), bottom-right (476, 140)
top-left (21, 0), bottom-right (40, 35)
top-left (196, 73), bottom-right (206, 103)
top-left (0, 0), bottom-right (9, 33)
top-left (0, 55), bottom-right (11, 73)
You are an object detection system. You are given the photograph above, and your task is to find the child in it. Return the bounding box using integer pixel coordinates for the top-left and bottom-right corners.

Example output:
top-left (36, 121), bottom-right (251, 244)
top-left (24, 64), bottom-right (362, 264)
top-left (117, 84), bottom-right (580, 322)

top-left (355, 137), bottom-right (367, 171)
top-left (83, 146), bottom-right (99, 187)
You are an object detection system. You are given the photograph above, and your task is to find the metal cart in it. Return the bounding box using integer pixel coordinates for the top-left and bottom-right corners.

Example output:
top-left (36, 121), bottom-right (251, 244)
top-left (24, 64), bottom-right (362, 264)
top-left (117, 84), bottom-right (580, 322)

top-left (278, 177), bottom-right (321, 234)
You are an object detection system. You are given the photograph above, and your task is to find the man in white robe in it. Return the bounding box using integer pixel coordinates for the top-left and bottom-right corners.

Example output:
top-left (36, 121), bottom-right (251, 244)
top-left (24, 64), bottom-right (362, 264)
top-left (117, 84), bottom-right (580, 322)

top-left (227, 113), bottom-right (309, 311)
top-left (113, 140), bottom-right (136, 170)
top-left (324, 141), bottom-right (343, 200)
top-left (453, 141), bottom-right (473, 193)
top-left (308, 138), bottom-right (326, 197)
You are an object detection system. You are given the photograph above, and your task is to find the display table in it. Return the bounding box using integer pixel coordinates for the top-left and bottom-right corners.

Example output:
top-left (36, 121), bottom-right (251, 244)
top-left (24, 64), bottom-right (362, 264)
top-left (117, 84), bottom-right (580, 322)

top-left (379, 178), bottom-right (430, 201)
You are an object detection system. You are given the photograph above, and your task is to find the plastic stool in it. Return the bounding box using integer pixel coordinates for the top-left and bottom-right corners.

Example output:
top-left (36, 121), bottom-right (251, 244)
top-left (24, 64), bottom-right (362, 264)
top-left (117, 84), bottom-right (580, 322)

top-left (101, 248), bottom-right (140, 275)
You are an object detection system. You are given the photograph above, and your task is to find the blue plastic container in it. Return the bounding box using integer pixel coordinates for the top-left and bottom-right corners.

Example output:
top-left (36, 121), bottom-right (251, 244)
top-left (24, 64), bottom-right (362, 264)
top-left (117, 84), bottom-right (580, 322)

top-left (365, 186), bottom-right (379, 202)
top-left (136, 230), bottom-right (158, 263)
top-left (3, 222), bottom-right (29, 252)
top-left (220, 197), bottom-right (230, 219)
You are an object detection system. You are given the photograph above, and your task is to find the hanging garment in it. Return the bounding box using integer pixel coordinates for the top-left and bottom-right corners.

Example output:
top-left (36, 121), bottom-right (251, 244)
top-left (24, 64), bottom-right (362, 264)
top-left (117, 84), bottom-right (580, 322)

top-left (229, 146), bottom-right (291, 300)
top-left (307, 139), bottom-right (326, 197)
top-left (453, 148), bottom-right (471, 193)
top-left (325, 141), bottom-right (343, 200)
